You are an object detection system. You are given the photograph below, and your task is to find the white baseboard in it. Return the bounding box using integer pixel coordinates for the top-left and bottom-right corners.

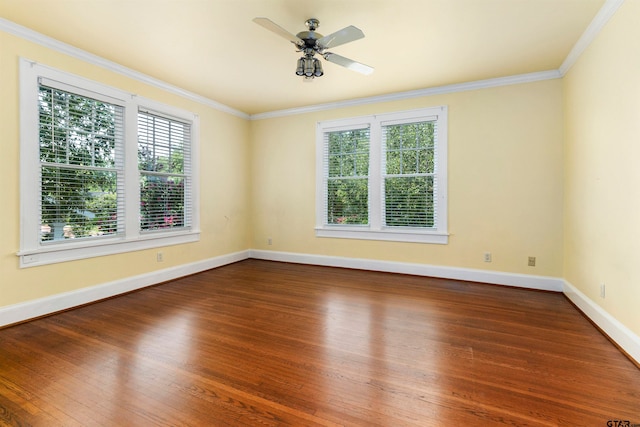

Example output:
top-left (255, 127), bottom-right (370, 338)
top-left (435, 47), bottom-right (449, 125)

top-left (249, 249), bottom-right (564, 292)
top-left (0, 250), bottom-right (250, 328)
top-left (563, 280), bottom-right (640, 365)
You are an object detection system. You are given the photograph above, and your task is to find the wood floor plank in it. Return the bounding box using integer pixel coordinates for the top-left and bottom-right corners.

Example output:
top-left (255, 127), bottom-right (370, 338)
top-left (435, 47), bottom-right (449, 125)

top-left (1, 259), bottom-right (639, 426)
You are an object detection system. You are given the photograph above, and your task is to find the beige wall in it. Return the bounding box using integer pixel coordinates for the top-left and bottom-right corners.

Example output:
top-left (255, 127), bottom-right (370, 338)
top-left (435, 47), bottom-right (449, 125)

top-left (563, 0), bottom-right (640, 337)
top-left (0, 31), bottom-right (251, 307)
top-left (250, 80), bottom-right (564, 277)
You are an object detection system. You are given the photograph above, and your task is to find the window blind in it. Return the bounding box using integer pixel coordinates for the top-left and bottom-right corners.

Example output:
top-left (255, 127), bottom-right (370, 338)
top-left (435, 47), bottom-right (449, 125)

top-left (323, 127), bottom-right (370, 225)
top-left (38, 84), bottom-right (125, 242)
top-left (382, 120), bottom-right (437, 228)
top-left (138, 111), bottom-right (192, 232)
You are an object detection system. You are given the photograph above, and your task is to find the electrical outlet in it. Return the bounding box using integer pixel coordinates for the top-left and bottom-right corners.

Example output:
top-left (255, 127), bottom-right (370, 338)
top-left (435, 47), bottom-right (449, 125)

top-left (484, 252), bottom-right (492, 263)
top-left (528, 256), bottom-right (536, 267)
top-left (267, 237), bottom-right (273, 245)
top-left (600, 283), bottom-right (606, 299)
top-left (156, 252), bottom-right (164, 262)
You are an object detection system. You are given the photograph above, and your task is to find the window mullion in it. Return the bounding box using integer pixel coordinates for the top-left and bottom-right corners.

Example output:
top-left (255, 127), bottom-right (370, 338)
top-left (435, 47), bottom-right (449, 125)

top-left (369, 119), bottom-right (382, 230)
top-left (123, 102), bottom-right (140, 239)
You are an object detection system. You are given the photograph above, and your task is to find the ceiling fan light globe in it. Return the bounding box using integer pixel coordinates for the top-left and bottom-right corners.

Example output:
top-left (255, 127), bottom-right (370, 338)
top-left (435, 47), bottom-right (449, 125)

top-left (303, 57), bottom-right (315, 77)
top-left (313, 58), bottom-right (324, 77)
top-left (295, 57), bottom-right (305, 75)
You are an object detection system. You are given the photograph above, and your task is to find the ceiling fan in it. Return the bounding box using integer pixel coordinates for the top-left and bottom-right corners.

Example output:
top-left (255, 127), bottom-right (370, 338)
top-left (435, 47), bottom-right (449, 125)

top-left (253, 17), bottom-right (374, 80)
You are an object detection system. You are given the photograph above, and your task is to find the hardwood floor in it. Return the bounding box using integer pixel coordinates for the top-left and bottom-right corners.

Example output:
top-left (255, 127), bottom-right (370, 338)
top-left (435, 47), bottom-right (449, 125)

top-left (1, 259), bottom-right (639, 426)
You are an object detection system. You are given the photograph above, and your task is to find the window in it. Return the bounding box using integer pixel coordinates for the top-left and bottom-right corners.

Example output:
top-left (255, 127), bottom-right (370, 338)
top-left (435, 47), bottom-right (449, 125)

top-left (19, 59), bottom-right (200, 267)
top-left (326, 127), bottom-right (370, 225)
top-left (138, 111), bottom-right (192, 231)
top-left (38, 84), bottom-right (124, 242)
top-left (316, 107), bottom-right (448, 244)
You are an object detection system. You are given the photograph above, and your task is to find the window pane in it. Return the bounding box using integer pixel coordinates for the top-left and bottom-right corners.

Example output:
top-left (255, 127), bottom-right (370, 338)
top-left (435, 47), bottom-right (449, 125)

top-left (385, 176), bottom-right (434, 228)
top-left (416, 123), bottom-right (434, 148)
top-left (418, 149), bottom-right (435, 174)
top-left (327, 128), bottom-right (369, 178)
top-left (342, 153), bottom-right (356, 176)
top-left (41, 166), bottom-right (118, 241)
top-left (386, 150), bottom-right (399, 175)
top-left (140, 175), bottom-right (185, 230)
top-left (327, 178), bottom-right (368, 225)
top-left (402, 150), bottom-right (418, 174)
top-left (328, 154), bottom-right (342, 177)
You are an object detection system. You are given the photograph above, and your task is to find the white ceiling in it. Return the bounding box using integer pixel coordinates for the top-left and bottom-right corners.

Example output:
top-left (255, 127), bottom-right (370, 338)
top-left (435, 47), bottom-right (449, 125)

top-left (1, 0), bottom-right (605, 115)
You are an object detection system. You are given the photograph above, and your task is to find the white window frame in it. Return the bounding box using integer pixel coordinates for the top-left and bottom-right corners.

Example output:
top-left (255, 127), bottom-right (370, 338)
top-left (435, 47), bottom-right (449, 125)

top-left (18, 59), bottom-right (200, 267)
top-left (315, 106), bottom-right (448, 244)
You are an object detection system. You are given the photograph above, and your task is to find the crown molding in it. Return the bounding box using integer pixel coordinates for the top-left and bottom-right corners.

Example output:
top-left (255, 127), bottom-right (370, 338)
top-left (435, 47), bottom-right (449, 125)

top-left (1, 0), bottom-right (624, 121)
top-left (0, 17), bottom-right (250, 120)
top-left (249, 70), bottom-right (561, 120)
top-left (559, 0), bottom-right (625, 76)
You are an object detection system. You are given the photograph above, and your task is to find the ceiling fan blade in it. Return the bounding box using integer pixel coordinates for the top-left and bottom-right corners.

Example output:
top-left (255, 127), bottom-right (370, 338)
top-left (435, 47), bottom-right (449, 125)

top-left (253, 17), bottom-right (300, 44)
top-left (323, 53), bottom-right (374, 75)
top-left (317, 25), bottom-right (365, 49)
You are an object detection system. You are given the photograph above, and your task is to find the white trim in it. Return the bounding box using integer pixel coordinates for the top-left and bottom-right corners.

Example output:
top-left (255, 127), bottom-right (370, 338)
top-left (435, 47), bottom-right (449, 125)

top-left (559, 0), bottom-right (625, 76)
top-left (249, 249), bottom-right (564, 292)
top-left (251, 70), bottom-right (561, 120)
top-left (0, 18), bottom-right (249, 119)
top-left (563, 280), bottom-right (640, 365)
top-left (0, 250), bottom-right (250, 328)
top-left (18, 232), bottom-right (201, 267)
top-left (315, 228), bottom-right (449, 244)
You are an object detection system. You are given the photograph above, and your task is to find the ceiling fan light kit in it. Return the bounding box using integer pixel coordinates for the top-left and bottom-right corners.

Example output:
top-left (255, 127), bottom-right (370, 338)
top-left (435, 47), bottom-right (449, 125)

top-left (296, 56), bottom-right (323, 79)
top-left (253, 17), bottom-right (374, 80)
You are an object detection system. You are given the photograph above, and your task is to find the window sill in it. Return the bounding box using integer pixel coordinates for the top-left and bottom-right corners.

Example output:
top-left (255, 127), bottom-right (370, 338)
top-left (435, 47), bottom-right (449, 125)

top-left (315, 226), bottom-right (448, 244)
top-left (17, 231), bottom-right (200, 268)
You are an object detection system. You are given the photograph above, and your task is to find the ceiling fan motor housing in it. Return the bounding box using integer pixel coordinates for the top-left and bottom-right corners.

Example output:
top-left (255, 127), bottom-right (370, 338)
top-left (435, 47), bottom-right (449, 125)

top-left (296, 18), bottom-right (324, 52)
top-left (296, 35), bottom-right (322, 51)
